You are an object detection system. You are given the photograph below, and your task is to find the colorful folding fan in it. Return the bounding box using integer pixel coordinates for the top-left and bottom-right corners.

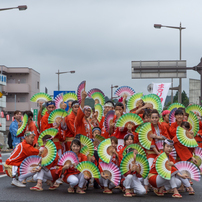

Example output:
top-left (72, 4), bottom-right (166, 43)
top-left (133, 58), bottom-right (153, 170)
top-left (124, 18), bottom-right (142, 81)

top-left (167, 103), bottom-right (185, 111)
top-left (16, 114), bottom-right (28, 136)
top-left (63, 92), bottom-right (78, 102)
top-left (176, 126), bottom-right (198, 148)
top-left (38, 128), bottom-right (58, 146)
top-left (114, 86), bottom-right (135, 97)
top-left (138, 122), bottom-right (153, 150)
top-left (97, 138), bottom-right (112, 163)
top-left (30, 92), bottom-right (52, 103)
top-left (48, 109), bottom-right (68, 124)
top-left (175, 161), bottom-right (201, 181)
top-left (58, 151), bottom-right (79, 166)
top-left (95, 104), bottom-right (103, 122)
top-left (20, 155), bottom-right (41, 175)
top-left (91, 92), bottom-right (105, 106)
top-left (186, 104), bottom-right (202, 117)
top-left (76, 161), bottom-right (100, 179)
top-left (156, 152), bottom-right (171, 180)
top-left (188, 111), bottom-right (199, 137)
top-left (120, 152), bottom-right (149, 179)
top-left (41, 140), bottom-right (57, 167)
top-left (88, 88), bottom-right (105, 98)
top-left (141, 94), bottom-right (162, 113)
top-left (116, 113), bottom-right (143, 128)
top-left (104, 110), bottom-right (115, 132)
top-left (77, 81), bottom-right (86, 104)
top-left (127, 93), bottom-right (144, 111)
top-left (99, 162), bottom-right (121, 186)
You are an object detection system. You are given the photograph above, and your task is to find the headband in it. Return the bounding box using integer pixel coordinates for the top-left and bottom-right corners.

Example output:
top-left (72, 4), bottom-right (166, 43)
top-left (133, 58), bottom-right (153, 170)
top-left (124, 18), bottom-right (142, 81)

top-left (46, 101), bottom-right (55, 106)
top-left (24, 131), bottom-right (35, 137)
top-left (104, 102), bottom-right (113, 107)
top-left (92, 127), bottom-right (101, 133)
top-left (164, 139), bottom-right (174, 146)
top-left (83, 106), bottom-right (91, 111)
top-left (162, 110), bottom-right (170, 116)
top-left (124, 133), bottom-right (134, 139)
top-left (72, 102), bottom-right (79, 107)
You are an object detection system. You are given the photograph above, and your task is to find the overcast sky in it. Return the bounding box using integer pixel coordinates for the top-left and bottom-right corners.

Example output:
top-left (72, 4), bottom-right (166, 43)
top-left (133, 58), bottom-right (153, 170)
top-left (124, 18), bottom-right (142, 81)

top-left (1, 0), bottom-right (201, 98)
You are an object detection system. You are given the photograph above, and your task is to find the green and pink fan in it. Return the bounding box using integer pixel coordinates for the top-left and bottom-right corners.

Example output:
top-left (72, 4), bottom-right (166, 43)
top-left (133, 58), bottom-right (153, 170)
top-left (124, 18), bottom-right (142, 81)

top-left (55, 93), bottom-right (64, 109)
top-left (88, 88), bottom-right (105, 98)
top-left (41, 108), bottom-right (48, 116)
top-left (77, 81), bottom-right (86, 104)
top-left (175, 161), bottom-right (201, 181)
top-left (176, 126), bottom-right (198, 148)
top-left (194, 147), bottom-right (202, 171)
top-left (48, 109), bottom-right (68, 124)
top-left (95, 104), bottom-right (103, 122)
top-left (20, 155), bottom-right (41, 175)
top-left (186, 104), bottom-right (202, 116)
top-left (63, 92), bottom-right (78, 102)
top-left (170, 147), bottom-right (177, 160)
top-left (38, 128), bottom-right (58, 146)
top-left (98, 138), bottom-right (112, 163)
top-left (99, 162), bottom-right (121, 186)
top-left (91, 92), bottom-right (105, 106)
top-left (80, 135), bottom-right (94, 156)
top-left (122, 144), bottom-right (146, 157)
top-left (30, 92), bottom-right (52, 103)
top-left (114, 86), bottom-right (135, 97)
top-left (127, 93), bottom-right (144, 111)
top-left (188, 111), bottom-right (199, 137)
top-left (16, 114), bottom-right (28, 136)
top-left (116, 113), bottom-right (143, 128)
top-left (156, 152), bottom-right (171, 180)
top-left (120, 152), bottom-right (149, 178)
top-left (104, 110), bottom-right (115, 132)
top-left (80, 145), bottom-right (91, 156)
top-left (141, 94), bottom-right (162, 113)
top-left (167, 103), bottom-right (185, 111)
top-left (41, 140), bottom-right (57, 167)
top-left (169, 108), bottom-right (177, 124)
top-left (76, 161), bottom-right (100, 179)
top-left (58, 151), bottom-right (79, 166)
top-left (138, 122), bottom-right (153, 150)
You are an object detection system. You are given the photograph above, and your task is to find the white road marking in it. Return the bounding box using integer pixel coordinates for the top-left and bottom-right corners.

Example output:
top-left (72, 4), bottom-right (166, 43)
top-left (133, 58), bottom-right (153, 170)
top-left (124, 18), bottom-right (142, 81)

top-left (0, 174), bottom-right (6, 178)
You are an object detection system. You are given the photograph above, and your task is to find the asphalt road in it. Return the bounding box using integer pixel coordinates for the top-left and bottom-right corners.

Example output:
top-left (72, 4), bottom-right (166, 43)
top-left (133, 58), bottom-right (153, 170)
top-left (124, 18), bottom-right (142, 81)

top-left (1, 153), bottom-right (202, 202)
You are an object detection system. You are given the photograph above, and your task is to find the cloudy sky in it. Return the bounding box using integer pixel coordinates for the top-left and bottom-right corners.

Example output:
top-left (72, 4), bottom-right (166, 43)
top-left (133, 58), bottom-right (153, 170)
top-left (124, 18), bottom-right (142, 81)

top-left (1, 0), bottom-right (201, 99)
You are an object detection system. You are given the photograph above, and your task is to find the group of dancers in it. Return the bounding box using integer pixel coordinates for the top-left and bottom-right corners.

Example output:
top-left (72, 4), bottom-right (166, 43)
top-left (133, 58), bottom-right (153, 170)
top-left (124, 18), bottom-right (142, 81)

top-left (4, 83), bottom-right (202, 198)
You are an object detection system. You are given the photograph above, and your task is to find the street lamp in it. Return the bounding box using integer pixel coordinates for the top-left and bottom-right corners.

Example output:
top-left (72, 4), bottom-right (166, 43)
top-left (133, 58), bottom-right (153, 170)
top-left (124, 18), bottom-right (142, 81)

top-left (154, 23), bottom-right (186, 103)
top-left (111, 85), bottom-right (118, 100)
top-left (56, 70), bottom-right (75, 91)
top-left (0, 5), bottom-right (27, 11)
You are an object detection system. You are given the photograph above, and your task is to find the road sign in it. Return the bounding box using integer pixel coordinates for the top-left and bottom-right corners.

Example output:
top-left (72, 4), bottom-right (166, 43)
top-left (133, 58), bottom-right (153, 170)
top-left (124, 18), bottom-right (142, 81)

top-left (131, 60), bottom-right (187, 79)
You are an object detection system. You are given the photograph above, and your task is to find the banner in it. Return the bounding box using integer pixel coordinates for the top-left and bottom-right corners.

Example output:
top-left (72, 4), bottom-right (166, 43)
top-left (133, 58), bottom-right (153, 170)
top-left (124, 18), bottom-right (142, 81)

top-left (153, 83), bottom-right (171, 108)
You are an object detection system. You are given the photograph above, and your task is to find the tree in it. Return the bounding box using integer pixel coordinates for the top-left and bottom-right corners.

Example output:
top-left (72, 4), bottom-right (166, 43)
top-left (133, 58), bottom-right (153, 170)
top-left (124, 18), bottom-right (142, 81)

top-left (173, 90), bottom-right (189, 107)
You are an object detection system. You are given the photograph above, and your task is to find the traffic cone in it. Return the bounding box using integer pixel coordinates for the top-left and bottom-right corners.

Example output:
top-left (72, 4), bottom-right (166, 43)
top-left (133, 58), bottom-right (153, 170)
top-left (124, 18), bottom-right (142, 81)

top-left (0, 149), bottom-right (5, 174)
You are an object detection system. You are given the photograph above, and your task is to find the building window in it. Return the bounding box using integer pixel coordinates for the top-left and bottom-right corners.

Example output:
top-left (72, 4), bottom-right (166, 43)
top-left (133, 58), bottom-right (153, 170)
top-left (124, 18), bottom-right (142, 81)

top-left (37, 81), bottom-right (39, 89)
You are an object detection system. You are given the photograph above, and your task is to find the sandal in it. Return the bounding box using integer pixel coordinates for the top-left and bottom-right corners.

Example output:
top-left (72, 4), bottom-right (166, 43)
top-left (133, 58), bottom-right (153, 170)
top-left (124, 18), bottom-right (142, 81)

top-left (103, 189), bottom-right (112, 194)
top-left (189, 191), bottom-right (195, 195)
top-left (30, 186), bottom-right (43, 191)
top-left (68, 187), bottom-right (75, 193)
top-left (49, 185), bottom-right (58, 190)
top-left (76, 189), bottom-right (86, 194)
top-left (124, 192), bottom-right (132, 197)
top-left (172, 194), bottom-right (182, 198)
top-left (27, 179), bottom-right (36, 183)
top-left (154, 189), bottom-right (164, 196)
